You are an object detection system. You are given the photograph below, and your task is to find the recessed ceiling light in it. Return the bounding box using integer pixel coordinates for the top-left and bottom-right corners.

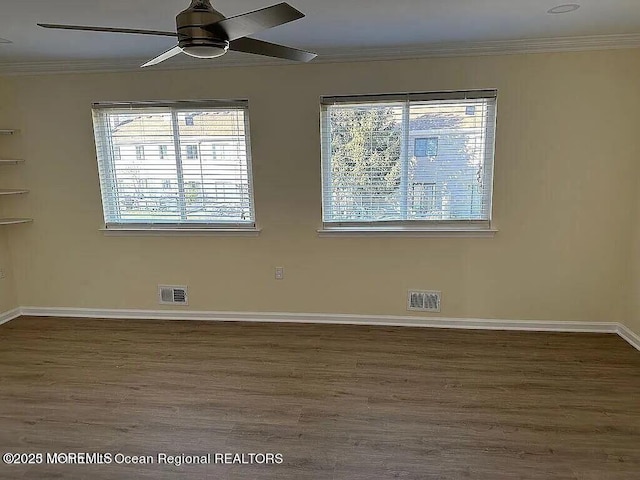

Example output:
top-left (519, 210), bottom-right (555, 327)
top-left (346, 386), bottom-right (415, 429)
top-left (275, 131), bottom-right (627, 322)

top-left (548, 4), bottom-right (581, 14)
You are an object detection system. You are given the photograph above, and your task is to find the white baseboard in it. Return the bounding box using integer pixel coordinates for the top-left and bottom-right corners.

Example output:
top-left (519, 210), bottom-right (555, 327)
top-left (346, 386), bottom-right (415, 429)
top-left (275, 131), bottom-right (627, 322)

top-left (2, 306), bottom-right (638, 351)
top-left (0, 307), bottom-right (21, 326)
top-left (18, 306), bottom-right (620, 332)
top-left (617, 324), bottom-right (640, 352)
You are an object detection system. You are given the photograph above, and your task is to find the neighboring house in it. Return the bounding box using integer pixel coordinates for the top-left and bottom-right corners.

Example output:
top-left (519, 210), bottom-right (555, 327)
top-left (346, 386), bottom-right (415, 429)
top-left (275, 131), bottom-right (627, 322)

top-left (408, 105), bottom-right (487, 220)
top-left (326, 103), bottom-right (489, 223)
top-left (109, 111), bottom-right (250, 218)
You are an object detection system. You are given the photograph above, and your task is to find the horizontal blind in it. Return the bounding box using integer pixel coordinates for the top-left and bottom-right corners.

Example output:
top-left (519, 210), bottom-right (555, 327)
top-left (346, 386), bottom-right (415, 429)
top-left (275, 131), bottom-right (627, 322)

top-left (320, 91), bottom-right (497, 225)
top-left (92, 101), bottom-right (255, 228)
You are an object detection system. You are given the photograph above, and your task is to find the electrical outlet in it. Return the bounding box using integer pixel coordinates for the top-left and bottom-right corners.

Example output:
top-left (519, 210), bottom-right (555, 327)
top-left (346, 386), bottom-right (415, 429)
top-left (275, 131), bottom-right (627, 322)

top-left (275, 267), bottom-right (284, 280)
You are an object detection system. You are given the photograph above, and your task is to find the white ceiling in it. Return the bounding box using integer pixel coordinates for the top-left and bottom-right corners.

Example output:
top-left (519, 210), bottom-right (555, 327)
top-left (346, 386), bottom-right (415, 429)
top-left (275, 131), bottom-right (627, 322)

top-left (1, 1), bottom-right (640, 69)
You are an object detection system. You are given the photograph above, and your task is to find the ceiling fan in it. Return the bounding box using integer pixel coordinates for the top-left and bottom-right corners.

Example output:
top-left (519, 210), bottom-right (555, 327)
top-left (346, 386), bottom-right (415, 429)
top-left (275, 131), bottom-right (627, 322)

top-left (38, 0), bottom-right (316, 67)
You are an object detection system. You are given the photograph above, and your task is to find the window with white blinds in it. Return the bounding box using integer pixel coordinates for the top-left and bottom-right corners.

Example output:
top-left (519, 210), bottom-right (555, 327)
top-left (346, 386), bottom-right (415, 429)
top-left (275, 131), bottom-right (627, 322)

top-left (92, 100), bottom-right (255, 230)
top-left (320, 90), bottom-right (497, 229)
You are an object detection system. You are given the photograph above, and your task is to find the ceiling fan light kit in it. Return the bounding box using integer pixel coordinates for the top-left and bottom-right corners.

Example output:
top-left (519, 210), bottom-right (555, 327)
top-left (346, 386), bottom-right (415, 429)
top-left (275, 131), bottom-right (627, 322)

top-left (38, 0), bottom-right (316, 67)
top-left (182, 42), bottom-right (229, 59)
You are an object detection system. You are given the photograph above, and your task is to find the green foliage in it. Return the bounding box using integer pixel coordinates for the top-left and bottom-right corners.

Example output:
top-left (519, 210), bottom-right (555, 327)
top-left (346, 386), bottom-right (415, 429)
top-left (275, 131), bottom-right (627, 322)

top-left (329, 106), bottom-right (402, 218)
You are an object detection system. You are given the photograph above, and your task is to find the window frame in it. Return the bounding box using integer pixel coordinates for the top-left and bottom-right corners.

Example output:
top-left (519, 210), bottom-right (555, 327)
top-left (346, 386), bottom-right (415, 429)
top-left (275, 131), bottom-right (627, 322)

top-left (185, 144), bottom-right (199, 160)
top-left (414, 137), bottom-right (439, 158)
top-left (319, 90), bottom-right (498, 236)
top-left (92, 99), bottom-right (258, 234)
top-left (135, 145), bottom-right (145, 160)
top-left (411, 182), bottom-right (438, 215)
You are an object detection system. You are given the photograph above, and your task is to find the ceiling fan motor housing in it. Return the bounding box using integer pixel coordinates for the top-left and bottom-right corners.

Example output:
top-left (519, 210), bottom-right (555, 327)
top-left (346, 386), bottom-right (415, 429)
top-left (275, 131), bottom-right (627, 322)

top-left (176, 0), bottom-right (229, 54)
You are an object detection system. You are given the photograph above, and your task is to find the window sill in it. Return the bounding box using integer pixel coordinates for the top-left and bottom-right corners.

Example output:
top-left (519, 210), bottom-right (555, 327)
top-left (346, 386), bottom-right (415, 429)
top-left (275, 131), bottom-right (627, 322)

top-left (101, 227), bottom-right (261, 237)
top-left (317, 227), bottom-right (498, 238)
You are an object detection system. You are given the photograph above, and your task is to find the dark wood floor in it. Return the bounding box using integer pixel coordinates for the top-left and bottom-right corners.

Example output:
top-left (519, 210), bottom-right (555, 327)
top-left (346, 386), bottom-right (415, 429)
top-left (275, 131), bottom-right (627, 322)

top-left (0, 317), bottom-right (639, 479)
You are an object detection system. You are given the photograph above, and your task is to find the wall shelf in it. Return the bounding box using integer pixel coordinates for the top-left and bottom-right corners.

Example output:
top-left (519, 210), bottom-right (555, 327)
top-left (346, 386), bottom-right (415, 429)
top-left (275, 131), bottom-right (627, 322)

top-left (1, 129), bottom-right (31, 225)
top-left (0, 189), bottom-right (28, 196)
top-left (0, 218), bottom-right (32, 226)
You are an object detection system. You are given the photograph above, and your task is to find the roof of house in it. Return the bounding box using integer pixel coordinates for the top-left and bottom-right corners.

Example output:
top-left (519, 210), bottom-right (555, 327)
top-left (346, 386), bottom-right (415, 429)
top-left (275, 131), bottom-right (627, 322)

top-left (112, 111), bottom-right (245, 140)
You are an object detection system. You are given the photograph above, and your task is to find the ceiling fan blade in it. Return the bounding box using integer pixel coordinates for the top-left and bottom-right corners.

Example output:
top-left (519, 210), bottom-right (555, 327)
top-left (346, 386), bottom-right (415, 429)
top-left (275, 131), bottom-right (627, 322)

top-left (230, 37), bottom-right (316, 62)
top-left (141, 46), bottom-right (183, 68)
top-left (206, 3), bottom-right (304, 41)
top-left (38, 23), bottom-right (177, 38)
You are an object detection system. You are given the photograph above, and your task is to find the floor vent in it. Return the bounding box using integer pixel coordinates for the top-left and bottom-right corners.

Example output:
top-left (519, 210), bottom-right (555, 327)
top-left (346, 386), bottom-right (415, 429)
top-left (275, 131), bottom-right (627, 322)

top-left (408, 290), bottom-right (441, 312)
top-left (158, 285), bottom-right (188, 306)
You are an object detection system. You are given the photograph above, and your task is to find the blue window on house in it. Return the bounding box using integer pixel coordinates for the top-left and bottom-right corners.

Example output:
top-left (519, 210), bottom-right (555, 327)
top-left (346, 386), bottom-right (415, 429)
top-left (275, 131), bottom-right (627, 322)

top-left (415, 137), bottom-right (438, 157)
top-left (185, 114), bottom-right (195, 126)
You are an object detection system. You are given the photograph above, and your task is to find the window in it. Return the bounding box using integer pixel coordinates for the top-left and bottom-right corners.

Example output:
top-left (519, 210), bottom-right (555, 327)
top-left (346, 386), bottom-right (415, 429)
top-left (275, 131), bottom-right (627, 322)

top-left (92, 100), bottom-right (256, 230)
top-left (320, 90), bottom-right (497, 229)
top-left (185, 144), bottom-right (199, 160)
top-left (185, 114), bottom-right (195, 126)
top-left (415, 137), bottom-right (438, 157)
top-left (411, 182), bottom-right (437, 215)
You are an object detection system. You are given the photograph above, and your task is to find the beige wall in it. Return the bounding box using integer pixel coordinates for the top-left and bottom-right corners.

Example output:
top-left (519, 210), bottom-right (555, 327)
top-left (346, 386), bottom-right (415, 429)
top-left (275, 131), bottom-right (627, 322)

top-left (630, 165), bottom-right (640, 336)
top-left (0, 81), bottom-right (19, 312)
top-left (0, 232), bottom-right (17, 312)
top-left (1, 50), bottom-right (639, 329)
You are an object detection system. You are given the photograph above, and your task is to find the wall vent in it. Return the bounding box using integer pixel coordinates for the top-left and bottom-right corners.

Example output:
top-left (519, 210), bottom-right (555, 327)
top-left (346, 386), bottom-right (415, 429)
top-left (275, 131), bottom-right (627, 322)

top-left (158, 285), bottom-right (188, 306)
top-left (408, 290), bottom-right (441, 312)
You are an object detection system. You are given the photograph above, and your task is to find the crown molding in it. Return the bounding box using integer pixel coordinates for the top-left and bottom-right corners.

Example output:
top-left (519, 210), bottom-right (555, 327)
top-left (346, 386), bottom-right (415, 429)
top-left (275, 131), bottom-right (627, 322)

top-left (1, 33), bottom-right (640, 76)
top-left (324, 33), bottom-right (640, 61)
